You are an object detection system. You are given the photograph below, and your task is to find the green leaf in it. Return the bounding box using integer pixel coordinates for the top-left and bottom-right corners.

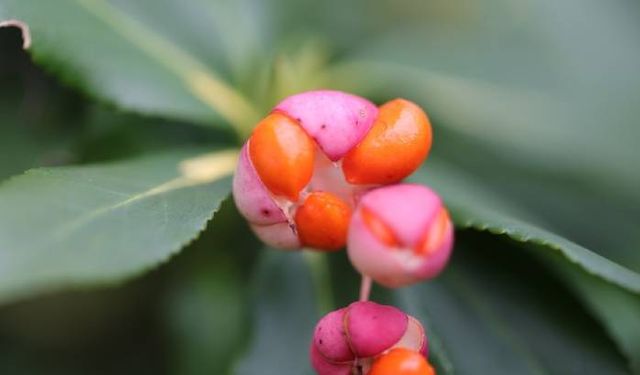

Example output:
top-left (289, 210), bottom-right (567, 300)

top-left (0, 0), bottom-right (260, 134)
top-left (330, 0), bottom-right (640, 202)
top-left (0, 148), bottom-right (237, 304)
top-left (332, 60), bottom-right (640, 204)
top-left (234, 250), bottom-right (319, 375)
top-left (411, 161), bottom-right (640, 294)
top-left (545, 253), bottom-right (640, 374)
top-left (75, 106), bottom-right (236, 164)
top-left (164, 198), bottom-right (260, 375)
top-left (0, 26), bottom-right (83, 181)
top-left (166, 256), bottom-right (247, 375)
top-left (418, 129), bottom-right (640, 275)
top-left (395, 234), bottom-right (631, 374)
top-left (0, 274), bottom-right (168, 374)
top-left (0, 95), bottom-right (78, 182)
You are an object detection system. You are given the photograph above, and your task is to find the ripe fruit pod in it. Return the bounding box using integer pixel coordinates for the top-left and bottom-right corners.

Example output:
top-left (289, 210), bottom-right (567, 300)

top-left (310, 301), bottom-right (427, 375)
top-left (232, 90), bottom-right (432, 251)
top-left (347, 184), bottom-right (454, 287)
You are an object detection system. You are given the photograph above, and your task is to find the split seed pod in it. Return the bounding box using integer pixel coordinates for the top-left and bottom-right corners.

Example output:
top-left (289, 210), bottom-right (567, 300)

top-left (233, 90), bottom-right (432, 251)
top-left (310, 301), bottom-right (427, 375)
top-left (347, 184), bottom-right (454, 287)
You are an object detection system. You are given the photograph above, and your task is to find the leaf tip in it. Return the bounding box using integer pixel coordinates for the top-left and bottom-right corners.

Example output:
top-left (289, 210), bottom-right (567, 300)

top-left (0, 19), bottom-right (32, 49)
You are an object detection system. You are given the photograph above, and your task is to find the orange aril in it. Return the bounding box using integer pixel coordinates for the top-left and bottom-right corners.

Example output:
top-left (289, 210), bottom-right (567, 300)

top-left (368, 348), bottom-right (435, 375)
top-left (361, 206), bottom-right (400, 248)
top-left (295, 192), bottom-right (352, 251)
top-left (415, 208), bottom-right (450, 256)
top-left (343, 99), bottom-right (432, 185)
top-left (248, 113), bottom-right (315, 200)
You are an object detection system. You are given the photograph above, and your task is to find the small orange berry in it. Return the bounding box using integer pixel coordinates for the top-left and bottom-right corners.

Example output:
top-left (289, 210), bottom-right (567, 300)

top-left (342, 99), bottom-right (432, 185)
top-left (295, 192), bottom-right (352, 251)
top-left (249, 112), bottom-right (315, 200)
top-left (368, 348), bottom-right (434, 375)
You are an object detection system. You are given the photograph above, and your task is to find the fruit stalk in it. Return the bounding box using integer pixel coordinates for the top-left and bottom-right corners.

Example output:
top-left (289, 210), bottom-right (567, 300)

top-left (359, 275), bottom-right (372, 302)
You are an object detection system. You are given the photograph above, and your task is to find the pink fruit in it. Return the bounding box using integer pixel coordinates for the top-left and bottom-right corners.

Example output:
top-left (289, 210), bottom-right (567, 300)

top-left (311, 301), bottom-right (427, 375)
top-left (232, 90), bottom-right (433, 252)
top-left (347, 184), bottom-right (454, 287)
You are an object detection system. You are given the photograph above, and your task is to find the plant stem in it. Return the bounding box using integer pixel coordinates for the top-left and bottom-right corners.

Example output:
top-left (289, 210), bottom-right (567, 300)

top-left (359, 275), bottom-right (373, 302)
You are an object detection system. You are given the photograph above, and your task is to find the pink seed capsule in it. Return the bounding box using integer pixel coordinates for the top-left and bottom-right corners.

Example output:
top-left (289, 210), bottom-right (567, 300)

top-left (347, 184), bottom-right (454, 288)
top-left (232, 90), bottom-right (378, 251)
top-left (274, 90), bottom-right (379, 161)
top-left (311, 301), bottom-right (427, 375)
top-left (232, 91), bottom-right (434, 252)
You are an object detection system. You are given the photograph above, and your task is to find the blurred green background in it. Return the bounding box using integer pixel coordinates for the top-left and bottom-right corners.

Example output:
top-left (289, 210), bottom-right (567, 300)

top-left (0, 0), bottom-right (639, 374)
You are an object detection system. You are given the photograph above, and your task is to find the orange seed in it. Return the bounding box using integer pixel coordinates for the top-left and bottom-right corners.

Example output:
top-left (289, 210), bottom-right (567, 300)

top-left (249, 113), bottom-right (315, 200)
top-left (368, 348), bottom-right (435, 375)
top-left (415, 208), bottom-right (451, 256)
top-left (343, 99), bottom-right (432, 185)
top-left (361, 206), bottom-right (400, 248)
top-left (295, 192), bottom-right (352, 251)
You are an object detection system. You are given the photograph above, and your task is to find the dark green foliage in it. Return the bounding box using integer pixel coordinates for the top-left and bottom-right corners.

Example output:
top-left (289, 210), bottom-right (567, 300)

top-left (0, 0), bottom-right (639, 373)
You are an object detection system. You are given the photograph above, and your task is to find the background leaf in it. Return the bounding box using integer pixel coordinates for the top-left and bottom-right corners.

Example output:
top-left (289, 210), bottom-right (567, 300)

top-left (332, 0), bottom-right (640, 202)
top-left (409, 161), bottom-right (640, 372)
top-left (75, 106), bottom-right (236, 164)
top-left (545, 254), bottom-right (640, 373)
top-left (234, 251), bottom-right (319, 375)
top-left (395, 233), bottom-right (631, 375)
top-left (1, 0), bottom-right (639, 373)
top-left (0, 27), bottom-right (82, 180)
top-left (0, 277), bottom-right (168, 375)
top-left (164, 198), bottom-right (260, 375)
top-left (1, 0), bottom-right (259, 132)
top-left (411, 161), bottom-right (640, 292)
top-left (0, 149), bottom-right (236, 304)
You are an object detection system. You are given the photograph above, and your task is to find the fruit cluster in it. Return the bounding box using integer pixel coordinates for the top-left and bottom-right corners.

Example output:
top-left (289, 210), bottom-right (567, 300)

top-left (311, 301), bottom-right (432, 375)
top-left (232, 90), bottom-right (453, 374)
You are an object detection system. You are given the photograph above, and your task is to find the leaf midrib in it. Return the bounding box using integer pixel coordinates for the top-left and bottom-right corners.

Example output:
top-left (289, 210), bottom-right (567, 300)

top-left (1, 149), bottom-right (239, 268)
top-left (71, 0), bottom-right (259, 131)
